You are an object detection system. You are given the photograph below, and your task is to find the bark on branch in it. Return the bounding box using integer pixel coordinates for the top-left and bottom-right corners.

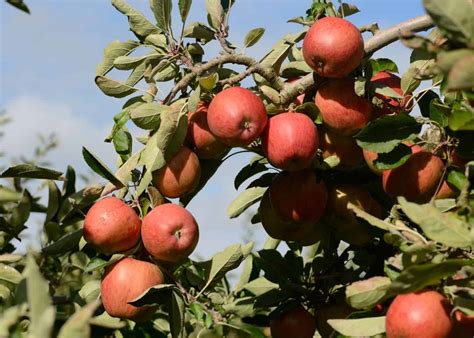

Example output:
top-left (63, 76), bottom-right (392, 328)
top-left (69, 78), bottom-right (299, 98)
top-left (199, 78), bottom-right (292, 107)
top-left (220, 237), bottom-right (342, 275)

top-left (280, 14), bottom-right (435, 105)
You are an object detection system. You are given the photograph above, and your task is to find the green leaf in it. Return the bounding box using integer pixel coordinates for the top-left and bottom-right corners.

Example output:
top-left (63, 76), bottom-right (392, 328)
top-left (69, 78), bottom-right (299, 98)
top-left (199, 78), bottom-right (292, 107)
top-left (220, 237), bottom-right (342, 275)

top-left (1, 164), bottom-right (62, 180)
top-left (243, 277), bottom-right (279, 296)
top-left (96, 40), bottom-right (140, 76)
top-left (84, 254), bottom-right (124, 273)
top-left (0, 304), bottom-right (27, 337)
top-left (0, 264), bottom-right (22, 285)
top-left (0, 254), bottom-right (23, 264)
top-left (447, 170), bottom-right (466, 191)
top-left (348, 203), bottom-right (392, 231)
top-left (338, 3), bottom-right (359, 17)
top-left (82, 147), bottom-right (124, 188)
top-left (200, 243), bottom-right (252, 294)
top-left (227, 187), bottom-right (267, 218)
top-left (102, 149), bottom-right (142, 196)
top-left (42, 229), bottom-right (83, 255)
top-left (178, 0), bottom-right (192, 23)
top-left (417, 89), bottom-right (439, 118)
top-left (447, 55), bottom-right (474, 90)
top-left (113, 129), bottom-right (132, 160)
top-left (95, 75), bottom-right (138, 98)
top-left (199, 73), bottom-right (218, 92)
top-left (183, 22), bottom-right (215, 43)
top-left (0, 186), bottom-right (22, 202)
top-left (125, 60), bottom-right (147, 86)
top-left (448, 106), bottom-right (474, 131)
top-left (6, 0), bottom-right (30, 14)
top-left (429, 99), bottom-right (449, 127)
top-left (113, 53), bottom-right (157, 70)
top-left (57, 300), bottom-right (100, 338)
top-left (131, 102), bottom-right (169, 130)
top-left (280, 61), bottom-right (313, 78)
top-left (374, 143), bottom-right (412, 170)
top-left (328, 316), bottom-right (386, 337)
top-left (169, 291), bottom-right (185, 338)
top-left (150, 0), bottom-right (172, 33)
top-left (373, 83), bottom-right (404, 99)
top-left (24, 253), bottom-right (56, 338)
top-left (45, 181), bottom-right (60, 222)
top-left (78, 280), bottom-right (101, 304)
top-left (205, 0), bottom-right (223, 30)
top-left (129, 284), bottom-right (179, 306)
top-left (234, 255), bottom-right (253, 292)
top-left (89, 312), bottom-right (126, 329)
top-left (355, 114), bottom-right (421, 153)
top-left (243, 28), bottom-right (265, 48)
top-left (370, 58), bottom-right (399, 76)
top-left (398, 198), bottom-right (473, 248)
top-left (401, 60), bottom-right (433, 94)
top-left (234, 157), bottom-right (268, 190)
top-left (346, 277), bottom-right (391, 310)
top-left (388, 259), bottom-right (473, 293)
top-left (153, 59), bottom-right (179, 82)
top-left (423, 0), bottom-right (474, 47)
top-left (112, 0), bottom-right (160, 39)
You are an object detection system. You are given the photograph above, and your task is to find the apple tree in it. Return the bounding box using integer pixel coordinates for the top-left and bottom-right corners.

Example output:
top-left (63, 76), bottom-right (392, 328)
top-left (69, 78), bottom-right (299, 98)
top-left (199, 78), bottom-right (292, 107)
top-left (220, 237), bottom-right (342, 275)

top-left (1, 0), bottom-right (473, 337)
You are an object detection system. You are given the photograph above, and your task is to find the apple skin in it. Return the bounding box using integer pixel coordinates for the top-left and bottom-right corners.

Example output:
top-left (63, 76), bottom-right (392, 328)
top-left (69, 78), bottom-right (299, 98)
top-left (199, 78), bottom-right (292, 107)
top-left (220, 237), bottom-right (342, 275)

top-left (319, 127), bottom-right (363, 168)
top-left (262, 112), bottom-right (319, 171)
top-left (83, 197), bottom-right (141, 255)
top-left (207, 87), bottom-right (268, 147)
top-left (187, 102), bottom-right (228, 159)
top-left (382, 145), bottom-right (444, 203)
top-left (259, 190), bottom-right (323, 246)
top-left (362, 149), bottom-right (383, 176)
top-left (141, 203), bottom-right (199, 264)
top-left (385, 291), bottom-right (454, 338)
top-left (100, 257), bottom-right (164, 321)
top-left (452, 311), bottom-right (474, 338)
top-left (152, 147), bottom-right (201, 198)
top-left (436, 179), bottom-right (459, 199)
top-left (269, 170), bottom-right (328, 224)
top-left (270, 306), bottom-right (317, 338)
top-left (302, 17), bottom-right (364, 78)
top-left (371, 71), bottom-right (408, 116)
top-left (326, 185), bottom-right (382, 246)
top-left (315, 303), bottom-right (354, 338)
top-left (315, 78), bottom-right (374, 136)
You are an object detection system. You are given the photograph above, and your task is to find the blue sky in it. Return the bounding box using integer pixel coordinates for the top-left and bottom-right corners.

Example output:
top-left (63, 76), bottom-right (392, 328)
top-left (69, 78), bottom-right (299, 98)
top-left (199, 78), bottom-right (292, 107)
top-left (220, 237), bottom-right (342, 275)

top-left (1, 0), bottom-right (427, 257)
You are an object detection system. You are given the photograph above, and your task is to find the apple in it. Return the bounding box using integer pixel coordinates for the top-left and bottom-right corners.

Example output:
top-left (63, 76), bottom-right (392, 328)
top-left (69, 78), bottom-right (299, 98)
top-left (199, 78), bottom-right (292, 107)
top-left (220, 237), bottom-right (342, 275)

top-left (262, 112), bottom-right (319, 171)
top-left (152, 146), bottom-right (201, 198)
top-left (302, 17), bottom-right (364, 78)
top-left (315, 77), bottom-right (374, 136)
top-left (101, 257), bottom-right (164, 321)
top-left (385, 291), bottom-right (454, 338)
top-left (319, 127), bottom-right (363, 168)
top-left (326, 185), bottom-right (382, 246)
top-left (269, 170), bottom-right (327, 224)
top-left (362, 148), bottom-right (383, 175)
top-left (270, 305), bottom-right (316, 338)
top-left (382, 145), bottom-right (444, 203)
top-left (452, 311), bottom-right (474, 338)
top-left (141, 203), bottom-right (199, 264)
top-left (371, 71), bottom-right (410, 116)
top-left (258, 190), bottom-right (321, 245)
top-left (207, 87), bottom-right (268, 147)
top-left (436, 179), bottom-right (459, 199)
top-left (187, 101), bottom-right (228, 159)
top-left (83, 197), bottom-right (141, 255)
top-left (315, 303), bottom-right (354, 338)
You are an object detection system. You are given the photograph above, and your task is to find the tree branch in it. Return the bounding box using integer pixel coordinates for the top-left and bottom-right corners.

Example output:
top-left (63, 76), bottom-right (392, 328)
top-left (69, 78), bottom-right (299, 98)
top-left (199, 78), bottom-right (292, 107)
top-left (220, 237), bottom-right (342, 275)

top-left (164, 54), bottom-right (283, 104)
top-left (280, 14), bottom-right (435, 105)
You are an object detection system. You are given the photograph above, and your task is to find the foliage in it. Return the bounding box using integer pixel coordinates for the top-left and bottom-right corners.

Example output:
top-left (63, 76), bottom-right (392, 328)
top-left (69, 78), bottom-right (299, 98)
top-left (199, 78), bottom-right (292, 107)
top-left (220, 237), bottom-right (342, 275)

top-left (1, 0), bottom-right (473, 337)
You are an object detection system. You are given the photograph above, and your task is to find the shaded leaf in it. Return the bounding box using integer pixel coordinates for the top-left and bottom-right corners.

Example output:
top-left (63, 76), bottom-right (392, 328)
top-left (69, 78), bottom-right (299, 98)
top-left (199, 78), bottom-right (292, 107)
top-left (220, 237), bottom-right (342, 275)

top-left (234, 156), bottom-right (268, 190)
top-left (338, 3), bottom-right (359, 17)
top-left (1, 165), bottom-right (62, 180)
top-left (42, 229), bottom-right (83, 255)
top-left (374, 143), bottom-right (412, 170)
top-left (183, 22), bottom-right (215, 43)
top-left (82, 147), bottom-right (124, 188)
top-left (130, 102), bottom-right (169, 130)
top-left (370, 58), bottom-right (399, 76)
top-left (178, 0), bottom-right (192, 23)
top-left (243, 277), bottom-right (279, 296)
top-left (169, 291), bottom-right (185, 338)
top-left (6, 0), bottom-right (29, 14)
top-left (84, 254), bottom-right (124, 273)
top-left (130, 284), bottom-right (179, 306)
top-left (57, 300), bottom-right (100, 338)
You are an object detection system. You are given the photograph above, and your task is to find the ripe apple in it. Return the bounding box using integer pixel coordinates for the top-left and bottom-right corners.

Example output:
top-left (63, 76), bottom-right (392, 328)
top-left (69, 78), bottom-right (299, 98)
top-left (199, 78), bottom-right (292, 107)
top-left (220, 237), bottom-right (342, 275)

top-left (101, 257), bottom-right (164, 321)
top-left (436, 179), bottom-right (459, 199)
top-left (362, 149), bottom-right (383, 175)
top-left (371, 71), bottom-right (411, 116)
top-left (385, 290), bottom-right (454, 338)
top-left (269, 170), bottom-right (327, 224)
top-left (207, 87), bottom-right (268, 147)
top-left (319, 127), bottom-right (363, 168)
top-left (141, 203), bottom-right (199, 264)
top-left (187, 101), bottom-right (228, 159)
top-left (83, 197), bottom-right (141, 255)
top-left (302, 17), bottom-right (364, 78)
top-left (452, 311), bottom-right (474, 338)
top-left (261, 112), bottom-right (319, 171)
top-left (270, 305), bottom-right (316, 338)
top-left (258, 190), bottom-right (321, 245)
top-left (315, 77), bottom-right (373, 136)
top-left (152, 146), bottom-right (201, 198)
top-left (326, 185), bottom-right (382, 246)
top-left (382, 145), bottom-right (444, 203)
top-left (315, 303), bottom-right (354, 338)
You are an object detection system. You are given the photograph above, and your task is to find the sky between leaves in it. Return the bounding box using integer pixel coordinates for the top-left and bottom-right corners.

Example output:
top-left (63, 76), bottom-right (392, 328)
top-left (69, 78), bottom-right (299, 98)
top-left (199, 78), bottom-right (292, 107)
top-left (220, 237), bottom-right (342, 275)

top-left (0, 0), bottom-right (426, 257)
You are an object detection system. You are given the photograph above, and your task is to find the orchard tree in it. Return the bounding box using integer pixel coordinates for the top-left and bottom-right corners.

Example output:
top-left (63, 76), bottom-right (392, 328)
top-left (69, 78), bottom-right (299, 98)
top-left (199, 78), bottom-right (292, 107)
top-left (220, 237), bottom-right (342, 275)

top-left (1, 0), bottom-right (473, 337)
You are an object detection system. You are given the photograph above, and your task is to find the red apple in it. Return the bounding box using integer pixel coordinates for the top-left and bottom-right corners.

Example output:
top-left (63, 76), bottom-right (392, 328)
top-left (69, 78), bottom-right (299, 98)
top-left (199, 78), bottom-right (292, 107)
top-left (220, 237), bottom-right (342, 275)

top-left (152, 146), bottom-right (201, 198)
top-left (302, 17), bottom-right (364, 78)
top-left (141, 203), bottom-right (199, 264)
top-left (371, 71), bottom-right (411, 116)
top-left (362, 149), bottom-right (383, 175)
top-left (319, 127), bottom-right (363, 168)
top-left (452, 311), bottom-right (474, 338)
top-left (326, 185), bottom-right (382, 246)
top-left (315, 78), bottom-right (373, 136)
top-left (382, 145), bottom-right (444, 203)
top-left (259, 190), bottom-right (321, 245)
top-left (262, 112), bottom-right (319, 171)
top-left (269, 170), bottom-right (327, 224)
top-left (315, 303), bottom-right (354, 338)
top-left (385, 291), bottom-right (454, 338)
top-left (83, 197), bottom-right (141, 255)
top-left (101, 257), bottom-right (164, 321)
top-left (436, 179), bottom-right (459, 199)
top-left (187, 102), bottom-right (228, 159)
top-left (270, 305), bottom-right (316, 338)
top-left (207, 87), bottom-right (268, 147)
